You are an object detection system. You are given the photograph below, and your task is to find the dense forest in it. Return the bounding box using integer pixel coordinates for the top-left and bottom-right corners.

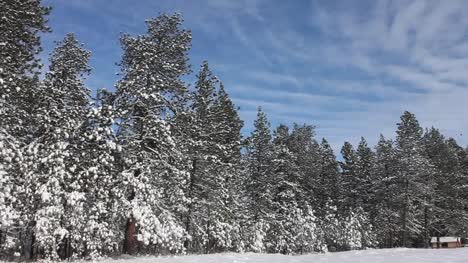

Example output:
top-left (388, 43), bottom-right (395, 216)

top-left (1, 1), bottom-right (468, 260)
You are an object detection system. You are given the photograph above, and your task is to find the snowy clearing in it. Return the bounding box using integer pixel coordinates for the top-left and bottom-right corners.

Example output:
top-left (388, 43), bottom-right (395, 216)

top-left (77, 248), bottom-right (468, 263)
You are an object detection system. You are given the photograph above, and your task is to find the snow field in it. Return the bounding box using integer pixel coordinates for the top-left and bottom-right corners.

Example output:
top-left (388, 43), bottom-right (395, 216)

top-left (88, 248), bottom-right (468, 263)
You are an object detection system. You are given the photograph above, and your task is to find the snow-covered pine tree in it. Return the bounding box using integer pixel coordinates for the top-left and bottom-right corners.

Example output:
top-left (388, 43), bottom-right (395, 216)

top-left (244, 108), bottom-right (275, 252)
top-left (421, 127), bottom-right (451, 241)
top-left (315, 139), bottom-right (342, 251)
top-left (211, 84), bottom-right (243, 165)
top-left (68, 89), bottom-right (123, 259)
top-left (38, 33), bottom-right (91, 136)
top-left (113, 13), bottom-right (191, 254)
top-left (266, 125), bottom-right (300, 254)
top-left (317, 139), bottom-right (342, 215)
top-left (182, 61), bottom-right (241, 253)
top-left (372, 135), bottom-right (400, 247)
top-left (23, 33), bottom-right (92, 260)
top-left (355, 138), bottom-right (376, 219)
top-left (395, 111), bottom-right (435, 247)
top-left (208, 83), bottom-right (244, 252)
top-left (0, 2), bottom-right (50, 257)
top-left (443, 138), bottom-right (468, 236)
top-left (0, 0), bottom-right (51, 138)
top-left (185, 61), bottom-right (218, 253)
top-left (340, 142), bottom-right (358, 210)
top-left (293, 206), bottom-right (324, 253)
top-left (334, 207), bottom-right (376, 250)
top-left (0, 130), bottom-right (23, 256)
top-left (287, 124), bottom-right (321, 209)
top-left (422, 129), bottom-right (468, 239)
top-left (339, 139), bottom-right (376, 249)
top-left (25, 134), bottom-right (69, 260)
top-left (285, 125), bottom-right (324, 253)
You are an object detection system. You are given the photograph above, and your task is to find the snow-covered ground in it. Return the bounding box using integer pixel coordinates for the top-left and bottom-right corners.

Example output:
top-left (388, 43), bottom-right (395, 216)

top-left (92, 248), bottom-right (468, 263)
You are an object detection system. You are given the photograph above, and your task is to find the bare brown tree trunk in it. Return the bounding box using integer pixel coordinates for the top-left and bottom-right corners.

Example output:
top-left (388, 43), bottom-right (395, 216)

top-left (124, 215), bottom-right (137, 255)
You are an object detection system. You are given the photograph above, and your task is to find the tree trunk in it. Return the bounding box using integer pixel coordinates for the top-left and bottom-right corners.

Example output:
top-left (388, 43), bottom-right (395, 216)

top-left (424, 205), bottom-right (429, 248)
top-left (58, 237), bottom-right (67, 259)
top-left (389, 228), bottom-right (393, 248)
top-left (206, 206), bottom-right (211, 254)
top-left (401, 176), bottom-right (409, 247)
top-left (24, 224), bottom-right (36, 260)
top-left (184, 159), bottom-right (197, 251)
top-left (124, 215), bottom-right (137, 255)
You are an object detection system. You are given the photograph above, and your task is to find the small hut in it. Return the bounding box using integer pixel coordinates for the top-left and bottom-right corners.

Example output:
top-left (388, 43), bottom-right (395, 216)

top-left (430, 237), bottom-right (461, 248)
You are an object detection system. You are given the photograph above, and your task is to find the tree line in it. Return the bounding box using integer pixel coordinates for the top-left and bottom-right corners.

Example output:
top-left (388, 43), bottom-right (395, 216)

top-left (1, 1), bottom-right (468, 260)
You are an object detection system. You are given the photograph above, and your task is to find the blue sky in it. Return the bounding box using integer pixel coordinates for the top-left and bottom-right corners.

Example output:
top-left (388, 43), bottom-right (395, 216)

top-left (41, 0), bottom-right (468, 153)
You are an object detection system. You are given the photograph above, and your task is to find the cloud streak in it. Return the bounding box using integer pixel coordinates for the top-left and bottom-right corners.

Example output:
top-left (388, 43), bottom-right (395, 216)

top-left (41, 0), bottom-right (468, 153)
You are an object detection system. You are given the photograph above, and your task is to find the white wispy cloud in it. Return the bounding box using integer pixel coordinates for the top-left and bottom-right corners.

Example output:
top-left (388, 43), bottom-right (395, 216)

top-left (42, 0), bottom-right (468, 153)
top-left (228, 0), bottom-right (468, 152)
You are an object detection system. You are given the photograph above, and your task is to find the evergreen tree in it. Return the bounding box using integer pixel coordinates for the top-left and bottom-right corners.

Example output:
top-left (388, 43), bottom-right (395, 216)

top-left (210, 84), bottom-right (244, 252)
top-left (113, 13), bottom-right (191, 254)
top-left (316, 139), bottom-right (343, 251)
top-left (355, 137), bottom-right (375, 215)
top-left (372, 135), bottom-right (399, 247)
top-left (66, 89), bottom-right (123, 259)
top-left (182, 62), bottom-right (243, 253)
top-left (21, 33), bottom-right (92, 260)
top-left (285, 125), bottom-right (324, 253)
top-left (340, 142), bottom-right (358, 209)
top-left (38, 33), bottom-right (91, 136)
top-left (0, 0), bottom-right (51, 138)
top-left (244, 108), bottom-right (274, 252)
top-left (266, 125), bottom-right (302, 254)
top-left (287, 124), bottom-right (321, 210)
top-left (317, 139), bottom-right (341, 213)
top-left (423, 129), bottom-right (468, 238)
top-left (182, 61), bottom-right (219, 252)
top-left (335, 207), bottom-right (376, 250)
top-left (444, 138), bottom-right (468, 237)
top-left (395, 111), bottom-right (434, 247)
top-left (0, 2), bottom-right (50, 257)
top-left (0, 131), bottom-right (23, 254)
